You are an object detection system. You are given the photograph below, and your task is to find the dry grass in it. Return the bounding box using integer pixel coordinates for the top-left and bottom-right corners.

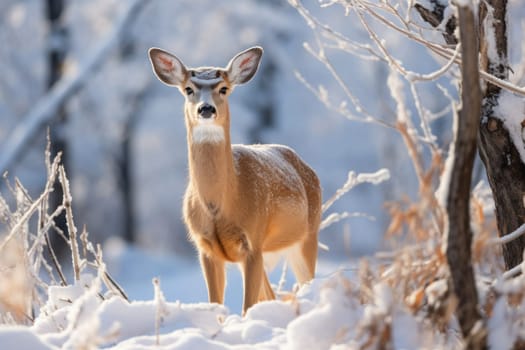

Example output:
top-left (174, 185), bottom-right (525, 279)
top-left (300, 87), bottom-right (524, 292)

top-left (0, 141), bottom-right (126, 325)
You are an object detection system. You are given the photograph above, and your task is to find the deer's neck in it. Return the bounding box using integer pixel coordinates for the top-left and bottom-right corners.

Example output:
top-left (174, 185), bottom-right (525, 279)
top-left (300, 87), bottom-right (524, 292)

top-left (187, 127), bottom-right (237, 213)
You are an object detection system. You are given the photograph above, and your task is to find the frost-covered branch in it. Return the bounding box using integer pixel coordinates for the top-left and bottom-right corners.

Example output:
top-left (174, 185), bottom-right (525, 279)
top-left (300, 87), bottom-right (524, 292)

top-left (0, 186), bottom-right (53, 252)
top-left (0, 0), bottom-right (148, 175)
top-left (320, 169), bottom-right (389, 235)
top-left (320, 211), bottom-right (374, 231)
top-left (307, 0), bottom-right (525, 96)
top-left (294, 71), bottom-right (394, 129)
top-left (489, 223), bottom-right (525, 246)
top-left (153, 277), bottom-right (169, 346)
top-left (414, 0), bottom-right (457, 45)
top-left (0, 147), bottom-right (128, 322)
top-left (322, 169), bottom-right (390, 213)
top-left (59, 165), bottom-right (80, 282)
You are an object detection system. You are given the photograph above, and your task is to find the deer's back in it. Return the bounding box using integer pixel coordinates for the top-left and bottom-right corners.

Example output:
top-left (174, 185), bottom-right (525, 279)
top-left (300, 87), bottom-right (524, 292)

top-left (233, 144), bottom-right (317, 194)
top-left (233, 144), bottom-right (321, 221)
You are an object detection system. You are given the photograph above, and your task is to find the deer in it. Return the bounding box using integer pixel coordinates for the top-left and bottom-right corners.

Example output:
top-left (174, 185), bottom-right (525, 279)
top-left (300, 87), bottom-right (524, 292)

top-left (148, 46), bottom-right (322, 314)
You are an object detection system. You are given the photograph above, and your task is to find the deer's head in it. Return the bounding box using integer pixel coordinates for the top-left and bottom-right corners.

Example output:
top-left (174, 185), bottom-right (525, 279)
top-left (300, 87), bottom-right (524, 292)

top-left (148, 47), bottom-right (263, 144)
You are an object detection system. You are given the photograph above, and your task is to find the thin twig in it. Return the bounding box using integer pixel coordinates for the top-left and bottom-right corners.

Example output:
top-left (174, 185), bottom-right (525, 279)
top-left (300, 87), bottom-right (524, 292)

top-left (0, 188), bottom-right (53, 252)
top-left (95, 244), bottom-right (129, 301)
top-left (295, 71), bottom-right (394, 129)
top-left (277, 260), bottom-right (289, 293)
top-left (58, 165), bottom-right (80, 282)
top-left (45, 231), bottom-right (67, 286)
top-left (501, 263), bottom-right (522, 280)
top-left (80, 224), bottom-right (89, 259)
top-left (355, 0), bottom-right (525, 96)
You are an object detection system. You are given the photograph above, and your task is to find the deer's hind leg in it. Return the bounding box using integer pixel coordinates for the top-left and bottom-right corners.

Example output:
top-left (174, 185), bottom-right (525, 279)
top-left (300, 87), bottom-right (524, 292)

top-left (258, 271), bottom-right (275, 301)
top-left (288, 231), bottom-right (318, 284)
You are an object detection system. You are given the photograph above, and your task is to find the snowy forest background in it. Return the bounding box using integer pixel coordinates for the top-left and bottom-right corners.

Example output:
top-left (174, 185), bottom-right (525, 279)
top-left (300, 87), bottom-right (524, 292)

top-left (0, 0), bottom-right (444, 256)
top-left (2, 0), bottom-right (525, 348)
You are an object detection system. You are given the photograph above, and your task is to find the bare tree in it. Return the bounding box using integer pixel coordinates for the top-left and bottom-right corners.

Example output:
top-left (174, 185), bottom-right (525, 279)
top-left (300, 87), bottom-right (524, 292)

top-left (46, 0), bottom-right (69, 254)
top-left (416, 0), bottom-right (525, 273)
top-left (443, 3), bottom-right (485, 347)
top-left (291, 0), bottom-right (525, 347)
top-left (0, 0), bottom-right (148, 175)
top-left (477, 0), bottom-right (525, 271)
top-left (0, 1), bottom-right (148, 247)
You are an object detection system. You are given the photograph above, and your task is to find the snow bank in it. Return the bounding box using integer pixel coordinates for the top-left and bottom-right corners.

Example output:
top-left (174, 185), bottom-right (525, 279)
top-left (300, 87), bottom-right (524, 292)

top-left (0, 236), bottom-right (523, 349)
top-left (2, 269), bottom-right (462, 349)
top-left (0, 271), bottom-right (393, 349)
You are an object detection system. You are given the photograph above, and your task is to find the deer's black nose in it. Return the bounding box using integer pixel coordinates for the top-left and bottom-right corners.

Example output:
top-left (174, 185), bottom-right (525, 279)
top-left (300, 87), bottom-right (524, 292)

top-left (198, 104), bottom-right (216, 119)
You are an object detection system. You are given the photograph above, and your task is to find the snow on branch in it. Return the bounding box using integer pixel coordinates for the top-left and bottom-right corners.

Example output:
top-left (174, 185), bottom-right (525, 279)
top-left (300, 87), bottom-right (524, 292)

top-left (294, 71), bottom-right (394, 129)
top-left (310, 0), bottom-right (525, 96)
top-left (318, 169), bottom-right (389, 235)
top-left (322, 168), bottom-right (390, 214)
top-left (0, 184), bottom-right (53, 252)
top-left (0, 0), bottom-right (148, 175)
top-left (489, 223), bottom-right (525, 246)
top-left (320, 211), bottom-right (374, 231)
top-left (0, 146), bottom-right (129, 321)
top-left (59, 165), bottom-right (81, 281)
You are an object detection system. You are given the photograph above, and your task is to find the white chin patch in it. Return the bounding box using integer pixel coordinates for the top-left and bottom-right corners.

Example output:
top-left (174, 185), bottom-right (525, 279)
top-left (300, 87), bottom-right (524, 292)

top-left (192, 124), bottom-right (225, 144)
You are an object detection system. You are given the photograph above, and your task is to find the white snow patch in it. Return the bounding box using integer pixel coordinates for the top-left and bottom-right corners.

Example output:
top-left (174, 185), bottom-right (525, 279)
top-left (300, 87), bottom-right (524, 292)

top-left (356, 168), bottom-right (390, 185)
top-left (437, 4), bottom-right (456, 32)
top-left (387, 69), bottom-right (410, 124)
top-left (0, 326), bottom-right (54, 350)
top-left (454, 0), bottom-right (475, 8)
top-left (472, 180), bottom-right (495, 216)
top-left (287, 274), bottom-right (359, 349)
top-left (494, 90), bottom-right (525, 164)
top-left (481, 2), bottom-right (500, 63)
top-left (425, 279), bottom-right (448, 306)
top-left (436, 106), bottom-right (458, 209)
top-left (488, 298), bottom-right (517, 350)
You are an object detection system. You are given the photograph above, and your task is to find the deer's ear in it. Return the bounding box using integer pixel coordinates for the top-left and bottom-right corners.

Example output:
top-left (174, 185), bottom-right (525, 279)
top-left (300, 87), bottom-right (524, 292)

top-left (148, 48), bottom-right (187, 87)
top-left (226, 46), bottom-right (263, 85)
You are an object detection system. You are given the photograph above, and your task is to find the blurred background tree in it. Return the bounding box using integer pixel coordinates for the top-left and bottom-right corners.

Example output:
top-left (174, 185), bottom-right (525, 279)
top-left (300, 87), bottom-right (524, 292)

top-left (3, 0), bottom-right (517, 266)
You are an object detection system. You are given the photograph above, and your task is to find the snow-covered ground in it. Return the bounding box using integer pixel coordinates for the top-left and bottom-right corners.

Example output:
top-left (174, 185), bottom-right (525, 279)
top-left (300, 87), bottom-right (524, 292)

top-left (0, 241), bottom-right (454, 350)
top-left (2, 236), bottom-right (524, 349)
top-left (103, 238), bottom-right (350, 315)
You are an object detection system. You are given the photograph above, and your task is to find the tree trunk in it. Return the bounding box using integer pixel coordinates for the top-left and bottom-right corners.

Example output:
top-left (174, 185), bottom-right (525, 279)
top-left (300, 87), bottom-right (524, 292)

top-left (46, 0), bottom-right (69, 255)
top-left (248, 58), bottom-right (276, 143)
top-left (444, 4), bottom-right (485, 348)
top-left (477, 0), bottom-right (525, 270)
top-left (415, 0), bottom-right (524, 271)
top-left (118, 38), bottom-right (137, 244)
top-left (120, 124), bottom-right (135, 243)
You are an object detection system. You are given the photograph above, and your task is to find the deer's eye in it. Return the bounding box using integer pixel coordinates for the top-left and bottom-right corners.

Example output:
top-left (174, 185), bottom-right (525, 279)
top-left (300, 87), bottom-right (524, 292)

top-left (219, 87), bottom-right (228, 95)
top-left (185, 87), bottom-right (194, 96)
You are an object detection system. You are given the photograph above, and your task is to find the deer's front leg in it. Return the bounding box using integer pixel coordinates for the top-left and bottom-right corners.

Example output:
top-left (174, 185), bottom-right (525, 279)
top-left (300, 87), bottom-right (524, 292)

top-left (199, 252), bottom-right (225, 304)
top-left (241, 251), bottom-right (265, 314)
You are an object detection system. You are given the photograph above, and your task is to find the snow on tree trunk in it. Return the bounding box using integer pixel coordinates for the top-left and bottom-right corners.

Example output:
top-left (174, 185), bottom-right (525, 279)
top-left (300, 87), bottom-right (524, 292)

top-left (477, 0), bottom-right (525, 271)
top-left (415, 0), bottom-right (525, 271)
